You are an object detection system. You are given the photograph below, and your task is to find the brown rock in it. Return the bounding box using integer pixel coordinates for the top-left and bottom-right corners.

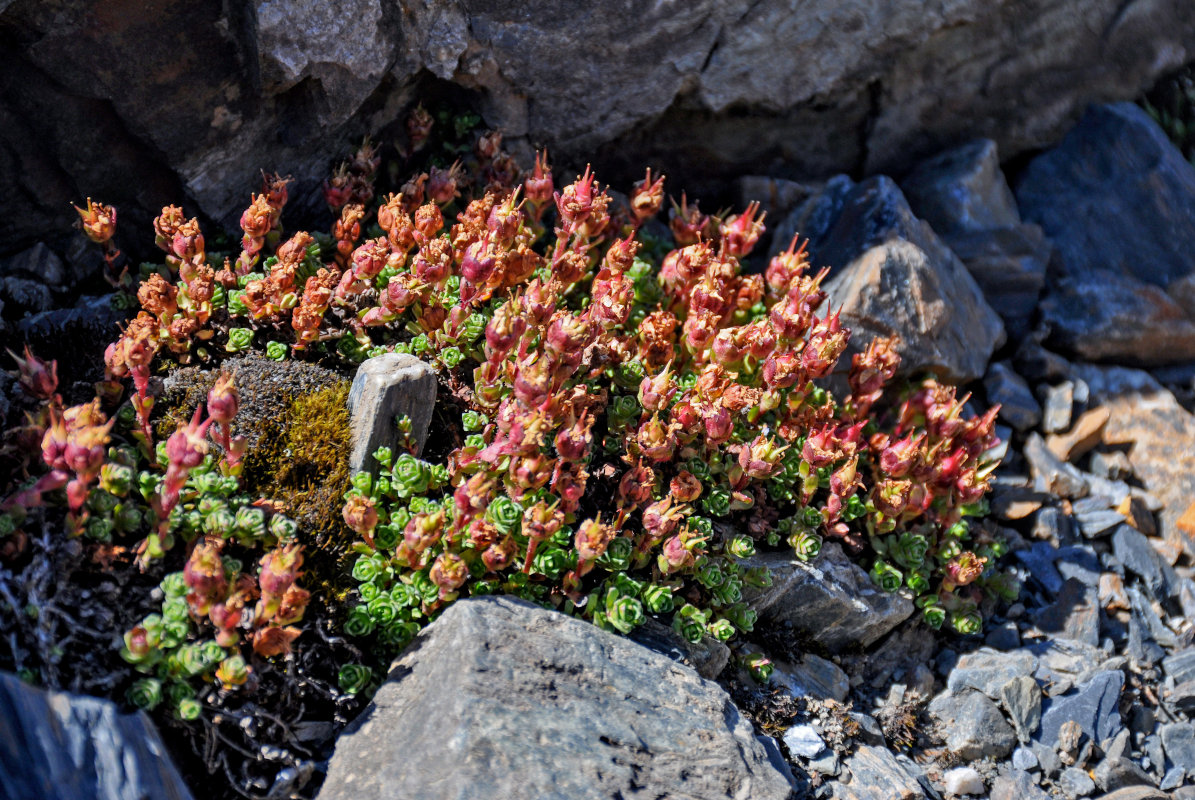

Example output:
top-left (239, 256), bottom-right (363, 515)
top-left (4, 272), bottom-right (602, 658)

top-left (1046, 407), bottom-right (1111, 462)
top-left (1078, 367), bottom-right (1195, 556)
top-left (1099, 573), bottom-right (1131, 612)
top-left (1152, 538), bottom-right (1183, 567)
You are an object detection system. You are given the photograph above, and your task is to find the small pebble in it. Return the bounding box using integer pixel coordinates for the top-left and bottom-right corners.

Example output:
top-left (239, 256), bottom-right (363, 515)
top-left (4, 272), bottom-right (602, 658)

top-left (1161, 766), bottom-right (1187, 791)
top-left (1058, 765), bottom-right (1095, 798)
top-left (783, 724), bottom-right (827, 759)
top-left (942, 766), bottom-right (985, 796)
top-left (1012, 745), bottom-right (1039, 771)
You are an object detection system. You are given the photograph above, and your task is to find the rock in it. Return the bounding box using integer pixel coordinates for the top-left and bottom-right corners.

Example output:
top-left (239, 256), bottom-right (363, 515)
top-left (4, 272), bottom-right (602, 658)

top-left (1094, 375), bottom-right (1195, 554)
top-left (1060, 765), bottom-right (1097, 798)
top-left (850, 713), bottom-right (885, 746)
top-left (1117, 496), bottom-right (1157, 538)
top-left (1054, 545), bottom-right (1101, 587)
top-left (772, 653), bottom-right (850, 703)
top-left (737, 176), bottom-right (819, 231)
top-left (1001, 675), bottom-right (1043, 744)
top-left (1037, 268), bottom-right (1195, 365)
top-left (1046, 407), bottom-right (1111, 463)
top-left (1164, 648), bottom-right (1195, 685)
top-left (1093, 757), bottom-right (1154, 793)
top-left (0, 276), bottom-right (52, 315)
top-left (744, 543), bottom-right (913, 653)
top-left (1161, 722), bottom-right (1195, 774)
top-left (1018, 541), bottom-right (1066, 596)
top-left (783, 724), bottom-right (828, 759)
top-left (17, 295), bottom-right (130, 380)
top-left (1112, 525), bottom-right (1179, 602)
top-left (1090, 451), bottom-right (1133, 482)
top-left (347, 354), bottom-right (437, 474)
top-left (833, 744), bottom-right (925, 800)
top-left (928, 690), bottom-right (1017, 760)
top-left (629, 617), bottom-right (730, 680)
top-left (775, 175), bottom-right (1003, 382)
top-left (944, 226), bottom-right (1049, 339)
top-left (1017, 103), bottom-right (1195, 289)
top-left (991, 770), bottom-right (1051, 800)
top-left (319, 596), bottom-right (793, 800)
top-left (1091, 789), bottom-right (1169, 800)
top-left (1013, 745), bottom-right (1040, 771)
top-left (1099, 573), bottom-right (1131, 612)
top-left (901, 139), bottom-right (1020, 234)
top-left (901, 139), bottom-right (1048, 338)
top-left (941, 766), bottom-right (985, 796)
top-left (1033, 578), bottom-right (1100, 646)
top-left (1160, 767), bottom-right (1186, 791)
top-left (985, 621), bottom-right (1021, 651)
top-left (947, 649), bottom-right (1038, 699)
top-left (1024, 433), bottom-right (1089, 498)
top-left (1016, 339), bottom-right (1073, 383)
top-left (1037, 670), bottom-right (1124, 748)
top-left (985, 362), bottom-right (1042, 432)
top-left (1126, 587), bottom-right (1177, 649)
top-left (1043, 382), bottom-right (1076, 434)
top-left (0, 242), bottom-right (67, 287)
top-left (0, 671), bottom-right (193, 800)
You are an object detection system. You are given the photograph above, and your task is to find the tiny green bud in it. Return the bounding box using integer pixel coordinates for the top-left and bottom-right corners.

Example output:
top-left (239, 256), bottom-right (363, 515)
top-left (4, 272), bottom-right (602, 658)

top-left (266, 340), bottom-right (288, 361)
top-left (225, 327), bottom-right (254, 353)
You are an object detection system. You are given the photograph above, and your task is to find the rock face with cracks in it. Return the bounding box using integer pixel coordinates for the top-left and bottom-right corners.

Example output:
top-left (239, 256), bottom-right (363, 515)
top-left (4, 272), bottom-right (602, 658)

top-left (318, 596), bottom-right (793, 800)
top-left (2, 0), bottom-right (1193, 256)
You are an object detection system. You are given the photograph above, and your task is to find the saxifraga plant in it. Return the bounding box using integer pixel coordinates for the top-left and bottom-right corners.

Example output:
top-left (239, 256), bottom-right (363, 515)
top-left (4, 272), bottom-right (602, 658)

top-left (95, 112), bottom-right (1011, 669)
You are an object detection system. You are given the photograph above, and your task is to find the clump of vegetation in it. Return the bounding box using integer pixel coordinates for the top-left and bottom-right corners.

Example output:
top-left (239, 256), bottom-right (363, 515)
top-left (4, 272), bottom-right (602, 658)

top-left (2, 102), bottom-right (1016, 798)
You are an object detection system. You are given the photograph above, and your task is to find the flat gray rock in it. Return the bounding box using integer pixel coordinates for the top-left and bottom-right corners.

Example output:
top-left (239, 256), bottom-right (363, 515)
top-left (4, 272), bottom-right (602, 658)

top-left (928, 690), bottom-right (1017, 760)
top-left (947, 648), bottom-right (1038, 699)
top-left (318, 596), bottom-right (793, 800)
top-left (743, 543), bottom-right (913, 653)
top-left (832, 744), bottom-right (926, 800)
top-left (0, 672), bottom-right (193, 800)
top-left (1037, 670), bottom-right (1124, 748)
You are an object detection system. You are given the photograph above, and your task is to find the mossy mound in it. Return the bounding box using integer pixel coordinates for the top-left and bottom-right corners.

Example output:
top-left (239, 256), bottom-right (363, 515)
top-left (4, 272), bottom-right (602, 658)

top-left (156, 352), bottom-right (355, 580)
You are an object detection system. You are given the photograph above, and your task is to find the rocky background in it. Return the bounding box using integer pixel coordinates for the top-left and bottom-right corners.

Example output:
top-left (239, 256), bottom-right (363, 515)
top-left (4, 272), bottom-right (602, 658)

top-left (4, 2), bottom-right (1195, 800)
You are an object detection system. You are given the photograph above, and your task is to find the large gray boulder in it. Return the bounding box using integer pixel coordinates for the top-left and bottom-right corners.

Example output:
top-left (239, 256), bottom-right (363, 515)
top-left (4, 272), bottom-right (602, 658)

top-left (772, 175), bottom-right (1004, 382)
top-left (2, 1), bottom-right (1194, 258)
top-left (318, 596), bottom-right (793, 800)
top-left (0, 672), bottom-right (193, 800)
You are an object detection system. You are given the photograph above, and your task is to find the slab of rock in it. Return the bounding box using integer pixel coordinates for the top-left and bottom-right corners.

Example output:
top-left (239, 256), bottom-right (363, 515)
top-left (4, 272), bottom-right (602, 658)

top-left (17, 294), bottom-right (130, 377)
top-left (929, 689), bottom-right (1017, 759)
top-left (1002, 675), bottom-right (1043, 743)
top-left (1161, 722), bottom-right (1195, 774)
top-left (1037, 269), bottom-right (1195, 364)
top-left (0, 671), bottom-right (193, 800)
top-left (985, 362), bottom-right (1042, 432)
top-left (1037, 670), bottom-right (1124, 748)
top-left (1112, 525), bottom-right (1179, 602)
top-left (901, 139), bottom-right (1021, 234)
top-left (833, 744), bottom-right (925, 800)
top-left (743, 543), bottom-right (913, 653)
top-left (991, 769), bottom-right (1051, 800)
top-left (784, 724), bottom-right (828, 758)
top-left (1024, 433), bottom-right (1089, 498)
top-left (1072, 364), bottom-right (1195, 556)
top-left (772, 654), bottom-right (850, 703)
top-left (1046, 407), bottom-right (1111, 463)
top-left (1017, 103), bottom-right (1195, 289)
top-left (319, 596), bottom-right (793, 800)
top-left (774, 174), bottom-right (1004, 382)
top-left (947, 649), bottom-right (1038, 699)
top-left (941, 766), bottom-right (985, 796)
top-left (1033, 579), bottom-right (1100, 646)
top-left (347, 354), bottom-right (437, 474)
top-left (1060, 765), bottom-right (1097, 798)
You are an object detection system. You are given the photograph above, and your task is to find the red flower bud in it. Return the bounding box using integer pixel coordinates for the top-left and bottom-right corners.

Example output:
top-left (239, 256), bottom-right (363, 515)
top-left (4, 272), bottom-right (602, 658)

top-left (574, 516), bottom-right (616, 562)
top-left (629, 168), bottom-right (666, 224)
top-left (207, 373), bottom-right (238, 425)
top-left (429, 552), bottom-right (468, 598)
top-left (9, 346), bottom-right (58, 401)
top-left (719, 201), bottom-right (766, 258)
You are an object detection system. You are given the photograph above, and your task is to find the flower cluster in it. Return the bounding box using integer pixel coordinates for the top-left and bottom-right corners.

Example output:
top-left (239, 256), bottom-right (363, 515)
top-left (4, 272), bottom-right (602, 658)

top-left (325, 154), bottom-right (1007, 647)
